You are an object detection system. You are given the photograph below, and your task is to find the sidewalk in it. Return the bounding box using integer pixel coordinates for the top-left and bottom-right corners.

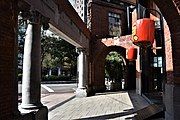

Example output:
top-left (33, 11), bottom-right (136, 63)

top-left (41, 93), bottom-right (75, 112)
top-left (48, 91), bottom-right (153, 120)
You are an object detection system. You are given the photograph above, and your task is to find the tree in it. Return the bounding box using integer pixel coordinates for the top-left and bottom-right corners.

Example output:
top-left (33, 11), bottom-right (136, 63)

top-left (18, 18), bottom-right (78, 78)
top-left (18, 16), bottom-right (27, 74)
top-left (105, 51), bottom-right (125, 83)
top-left (41, 31), bottom-right (78, 77)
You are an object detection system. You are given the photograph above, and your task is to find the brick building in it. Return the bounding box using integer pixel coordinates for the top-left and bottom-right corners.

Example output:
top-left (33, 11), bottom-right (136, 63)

top-left (73, 0), bottom-right (88, 23)
top-left (74, 0), bottom-right (180, 119)
top-left (1, 0), bottom-right (180, 120)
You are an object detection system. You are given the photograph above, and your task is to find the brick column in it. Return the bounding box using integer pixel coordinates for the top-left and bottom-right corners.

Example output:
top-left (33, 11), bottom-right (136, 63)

top-left (0, 0), bottom-right (19, 119)
top-left (126, 60), bottom-right (136, 90)
top-left (165, 32), bottom-right (180, 120)
top-left (76, 48), bottom-right (88, 97)
top-left (20, 11), bottom-right (42, 110)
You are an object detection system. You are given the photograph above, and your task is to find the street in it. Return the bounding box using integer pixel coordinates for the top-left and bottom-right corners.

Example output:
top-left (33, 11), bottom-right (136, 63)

top-left (18, 83), bottom-right (77, 111)
top-left (18, 83), bottom-right (77, 94)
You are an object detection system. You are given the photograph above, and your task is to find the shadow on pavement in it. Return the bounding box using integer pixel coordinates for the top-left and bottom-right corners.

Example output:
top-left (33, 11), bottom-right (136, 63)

top-left (76, 111), bottom-right (136, 120)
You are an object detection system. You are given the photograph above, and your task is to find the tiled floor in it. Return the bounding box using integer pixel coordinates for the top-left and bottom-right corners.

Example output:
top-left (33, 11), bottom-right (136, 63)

top-left (49, 91), bottom-right (150, 120)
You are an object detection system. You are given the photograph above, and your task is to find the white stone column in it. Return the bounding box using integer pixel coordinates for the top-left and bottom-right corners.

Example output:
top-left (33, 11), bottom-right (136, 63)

top-left (76, 48), bottom-right (88, 97)
top-left (20, 11), bottom-right (42, 109)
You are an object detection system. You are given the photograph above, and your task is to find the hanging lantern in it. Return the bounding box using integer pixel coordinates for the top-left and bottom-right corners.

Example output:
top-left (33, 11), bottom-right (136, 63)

top-left (127, 47), bottom-right (137, 61)
top-left (132, 18), bottom-right (155, 46)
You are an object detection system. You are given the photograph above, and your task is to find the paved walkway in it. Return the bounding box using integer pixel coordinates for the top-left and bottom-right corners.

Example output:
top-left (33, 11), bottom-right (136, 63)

top-left (48, 91), bottom-right (150, 120)
top-left (41, 93), bottom-right (75, 112)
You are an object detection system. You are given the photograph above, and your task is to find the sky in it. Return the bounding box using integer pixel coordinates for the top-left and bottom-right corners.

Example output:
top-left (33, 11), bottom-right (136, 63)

top-left (69, 0), bottom-right (75, 5)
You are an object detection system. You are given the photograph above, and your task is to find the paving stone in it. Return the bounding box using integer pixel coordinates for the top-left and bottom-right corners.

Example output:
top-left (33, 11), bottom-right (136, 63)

top-left (49, 91), bottom-right (151, 120)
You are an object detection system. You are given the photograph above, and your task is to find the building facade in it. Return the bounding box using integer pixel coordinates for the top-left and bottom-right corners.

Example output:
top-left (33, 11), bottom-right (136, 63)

top-left (1, 0), bottom-right (180, 119)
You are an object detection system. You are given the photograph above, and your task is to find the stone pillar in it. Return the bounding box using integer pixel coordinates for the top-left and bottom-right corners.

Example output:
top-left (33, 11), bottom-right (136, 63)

top-left (19, 10), bottom-right (48, 120)
top-left (76, 48), bottom-right (88, 97)
top-left (20, 11), bottom-right (42, 110)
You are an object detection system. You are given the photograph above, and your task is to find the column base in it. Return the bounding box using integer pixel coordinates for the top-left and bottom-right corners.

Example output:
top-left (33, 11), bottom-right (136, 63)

top-left (20, 102), bottom-right (43, 111)
top-left (19, 106), bottom-right (48, 120)
top-left (76, 88), bottom-right (87, 97)
top-left (164, 83), bottom-right (180, 120)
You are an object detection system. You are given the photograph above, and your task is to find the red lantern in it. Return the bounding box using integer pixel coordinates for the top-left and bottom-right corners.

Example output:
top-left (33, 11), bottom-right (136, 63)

top-left (127, 47), bottom-right (137, 61)
top-left (132, 18), bottom-right (155, 46)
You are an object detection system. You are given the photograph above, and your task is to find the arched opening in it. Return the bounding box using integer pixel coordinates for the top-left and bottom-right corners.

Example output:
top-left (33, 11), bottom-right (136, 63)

top-left (133, 0), bottom-right (180, 119)
top-left (91, 45), bottom-right (128, 92)
top-left (105, 51), bottom-right (126, 91)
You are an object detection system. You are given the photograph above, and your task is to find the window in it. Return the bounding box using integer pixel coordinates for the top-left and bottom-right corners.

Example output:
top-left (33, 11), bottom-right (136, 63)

top-left (153, 56), bottom-right (162, 67)
top-left (108, 12), bottom-right (121, 37)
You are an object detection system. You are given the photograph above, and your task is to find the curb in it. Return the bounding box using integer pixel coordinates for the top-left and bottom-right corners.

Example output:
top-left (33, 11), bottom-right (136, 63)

top-left (41, 81), bottom-right (77, 84)
top-left (18, 81), bottom-right (77, 84)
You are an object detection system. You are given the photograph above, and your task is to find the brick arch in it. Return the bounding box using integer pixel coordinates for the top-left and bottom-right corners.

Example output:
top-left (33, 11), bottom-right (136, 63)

top-left (100, 45), bottom-right (127, 60)
top-left (92, 45), bottom-right (127, 92)
top-left (154, 0), bottom-right (180, 34)
top-left (152, 0), bottom-right (180, 119)
top-left (153, 0), bottom-right (180, 84)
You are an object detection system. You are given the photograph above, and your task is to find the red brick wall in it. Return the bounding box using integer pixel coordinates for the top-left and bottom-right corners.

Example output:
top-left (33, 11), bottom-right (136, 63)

top-left (89, 0), bottom-right (178, 91)
top-left (153, 0), bottom-right (180, 84)
top-left (147, 10), bottom-right (174, 84)
top-left (90, 1), bottom-right (128, 39)
top-left (0, 0), bottom-right (18, 119)
top-left (90, 36), bottom-right (132, 91)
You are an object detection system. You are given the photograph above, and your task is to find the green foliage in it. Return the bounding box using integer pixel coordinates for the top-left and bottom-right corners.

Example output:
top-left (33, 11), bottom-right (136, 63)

top-left (41, 31), bottom-right (78, 77)
top-left (18, 16), bottom-right (27, 70)
top-left (42, 75), bottom-right (71, 81)
top-left (18, 74), bottom-right (23, 81)
top-left (18, 16), bottom-right (78, 78)
top-left (105, 51), bottom-right (125, 83)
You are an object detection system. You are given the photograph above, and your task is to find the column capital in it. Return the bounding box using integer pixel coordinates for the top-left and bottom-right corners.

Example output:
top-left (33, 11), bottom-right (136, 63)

top-left (20, 10), bottom-right (41, 24)
top-left (76, 47), bottom-right (86, 52)
top-left (76, 47), bottom-right (88, 55)
top-left (29, 10), bottom-right (41, 24)
top-left (76, 47), bottom-right (86, 54)
top-left (41, 16), bottom-right (50, 30)
top-left (20, 10), bottom-right (50, 30)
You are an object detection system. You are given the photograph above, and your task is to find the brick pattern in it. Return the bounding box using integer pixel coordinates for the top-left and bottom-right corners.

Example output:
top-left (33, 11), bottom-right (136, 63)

top-left (150, 12), bottom-right (174, 83)
top-left (154, 0), bottom-right (180, 33)
top-left (0, 0), bottom-right (18, 119)
top-left (164, 20), bottom-right (174, 84)
top-left (171, 33), bottom-right (180, 84)
top-left (91, 35), bottom-right (131, 91)
top-left (0, 0), bottom-right (179, 119)
top-left (90, 1), bottom-right (128, 39)
top-left (89, 0), bottom-right (179, 91)
top-left (154, 0), bottom-right (180, 84)
top-left (101, 35), bottom-right (136, 48)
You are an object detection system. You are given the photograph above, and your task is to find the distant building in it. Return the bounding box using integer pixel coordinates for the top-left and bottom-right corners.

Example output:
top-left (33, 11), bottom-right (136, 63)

top-left (72, 0), bottom-right (88, 23)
